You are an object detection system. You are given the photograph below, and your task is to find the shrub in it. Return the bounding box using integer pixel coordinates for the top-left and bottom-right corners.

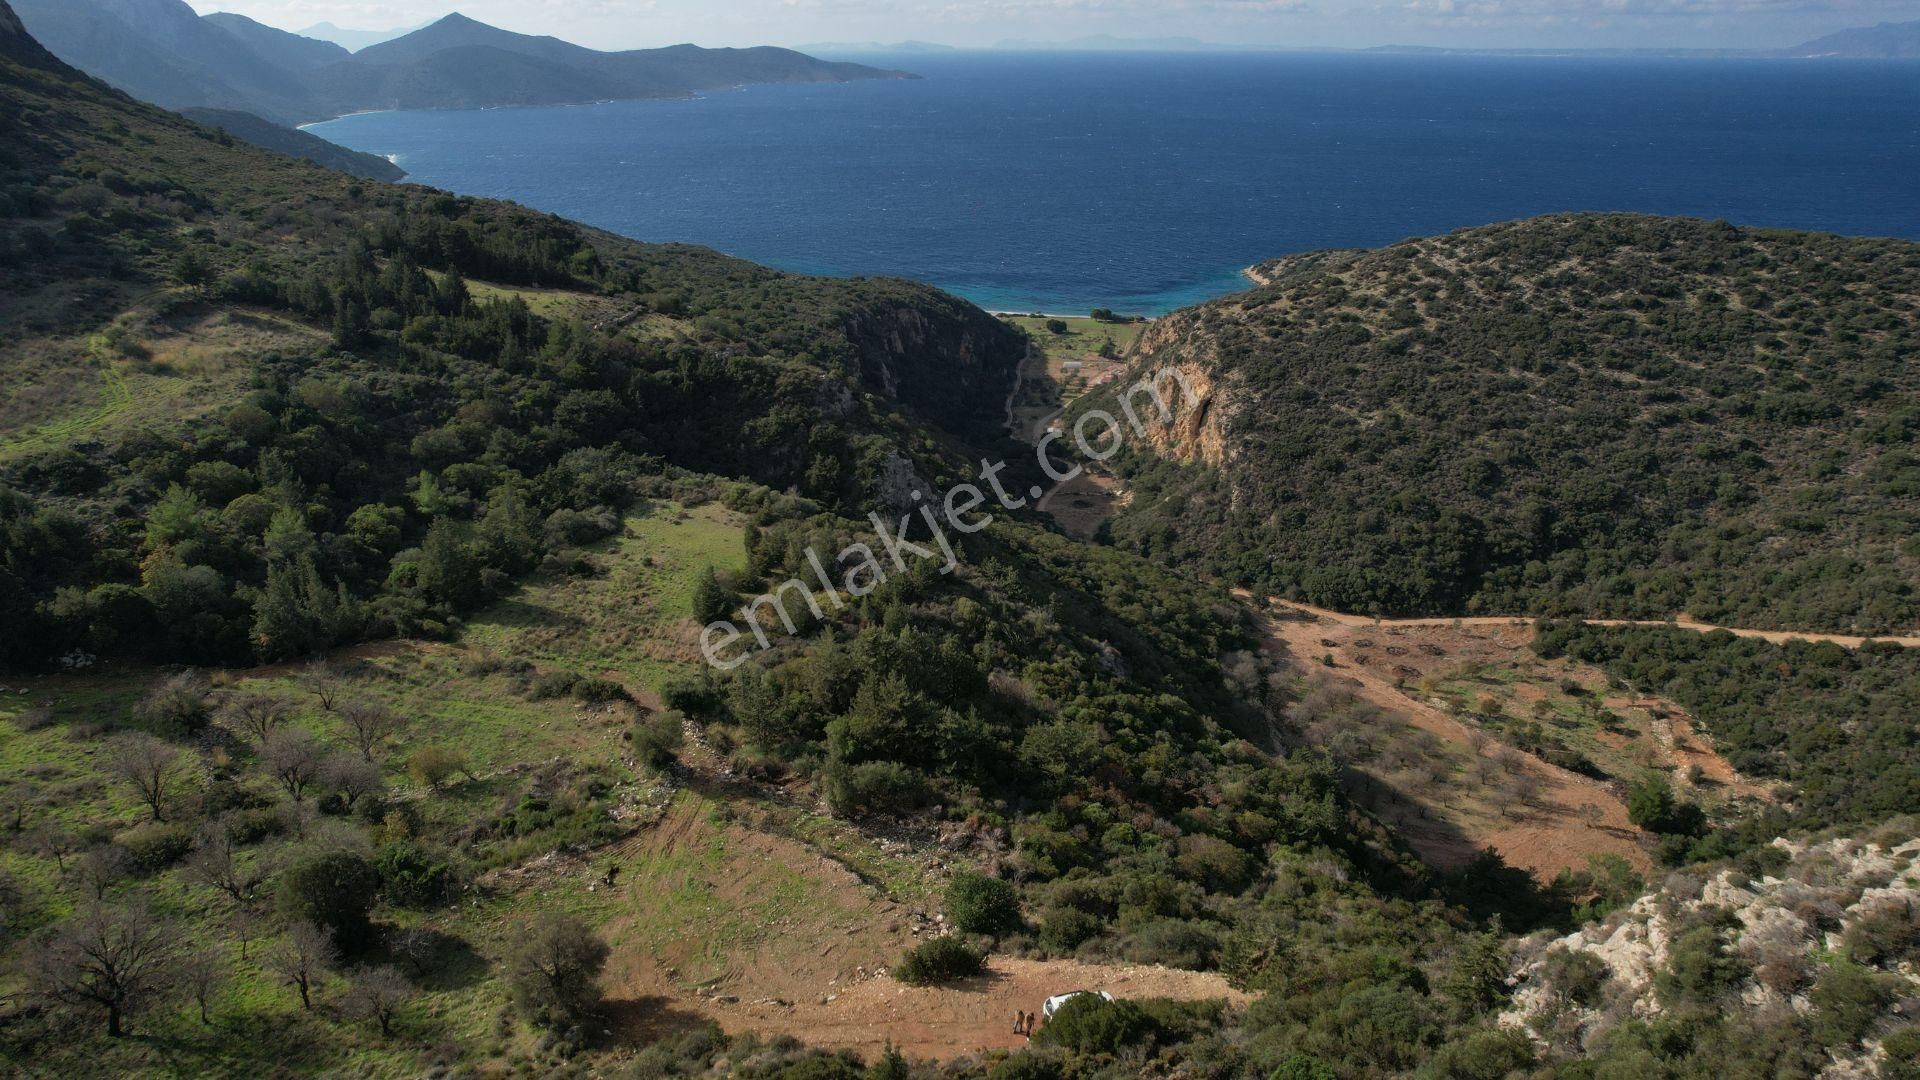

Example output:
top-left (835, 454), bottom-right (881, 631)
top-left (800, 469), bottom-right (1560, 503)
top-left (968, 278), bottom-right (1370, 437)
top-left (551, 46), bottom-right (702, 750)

top-left (987, 1049), bottom-right (1069, 1080)
top-left (278, 848), bottom-right (381, 953)
top-left (1840, 902), bottom-right (1919, 966)
top-left (115, 821), bottom-right (193, 872)
top-left (946, 872), bottom-right (1022, 935)
top-left (1538, 946), bottom-right (1611, 1007)
top-left (1881, 1026), bottom-right (1920, 1080)
top-left (659, 675), bottom-right (721, 715)
top-left (1626, 776), bottom-right (1705, 836)
top-left (1809, 960), bottom-right (1900, 1048)
top-left (507, 913), bottom-right (611, 1027)
top-left (1119, 919), bottom-right (1221, 970)
top-left (631, 711), bottom-right (684, 773)
top-left (1418, 1029), bottom-right (1537, 1079)
top-left (133, 672), bottom-right (211, 736)
top-left (375, 842), bottom-right (461, 908)
top-left (1033, 994), bottom-right (1151, 1054)
top-left (407, 746), bottom-right (467, 791)
top-left (528, 671), bottom-right (581, 700)
top-left (572, 678), bottom-right (628, 704)
top-left (1654, 924), bottom-right (1747, 1007)
top-left (828, 760), bottom-right (929, 817)
top-left (1266, 1056), bottom-right (1338, 1080)
top-left (1038, 906), bottom-right (1104, 954)
top-left (893, 936), bottom-right (984, 986)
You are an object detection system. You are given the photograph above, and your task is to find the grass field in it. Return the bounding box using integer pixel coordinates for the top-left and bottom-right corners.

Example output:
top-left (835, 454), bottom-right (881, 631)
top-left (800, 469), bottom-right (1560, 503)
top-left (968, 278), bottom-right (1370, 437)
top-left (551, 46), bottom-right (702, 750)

top-left (462, 500), bottom-right (748, 696)
top-left (0, 497), bottom-right (764, 1075)
top-left (1002, 315), bottom-right (1147, 366)
top-left (0, 300), bottom-right (325, 460)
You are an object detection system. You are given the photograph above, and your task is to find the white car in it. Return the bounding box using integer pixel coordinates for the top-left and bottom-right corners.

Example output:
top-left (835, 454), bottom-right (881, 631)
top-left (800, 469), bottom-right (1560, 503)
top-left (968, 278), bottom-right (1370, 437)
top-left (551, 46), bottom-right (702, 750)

top-left (1041, 990), bottom-right (1114, 1019)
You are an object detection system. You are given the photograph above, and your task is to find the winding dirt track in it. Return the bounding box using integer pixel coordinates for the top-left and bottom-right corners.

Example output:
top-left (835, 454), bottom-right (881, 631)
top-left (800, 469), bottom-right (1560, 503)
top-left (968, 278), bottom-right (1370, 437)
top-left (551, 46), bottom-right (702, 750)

top-left (1264, 600), bottom-right (1920, 651)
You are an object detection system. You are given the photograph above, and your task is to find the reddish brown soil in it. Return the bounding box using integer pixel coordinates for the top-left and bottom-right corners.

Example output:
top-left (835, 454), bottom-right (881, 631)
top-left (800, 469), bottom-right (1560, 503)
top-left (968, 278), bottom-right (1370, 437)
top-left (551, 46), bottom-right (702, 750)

top-left (599, 797), bottom-right (1243, 1062)
top-left (1247, 599), bottom-right (1652, 880)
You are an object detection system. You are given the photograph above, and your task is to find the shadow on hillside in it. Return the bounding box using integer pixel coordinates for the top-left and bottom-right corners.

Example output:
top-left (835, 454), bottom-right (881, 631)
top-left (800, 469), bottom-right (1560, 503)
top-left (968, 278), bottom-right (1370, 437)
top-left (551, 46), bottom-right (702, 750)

top-left (603, 994), bottom-right (717, 1043)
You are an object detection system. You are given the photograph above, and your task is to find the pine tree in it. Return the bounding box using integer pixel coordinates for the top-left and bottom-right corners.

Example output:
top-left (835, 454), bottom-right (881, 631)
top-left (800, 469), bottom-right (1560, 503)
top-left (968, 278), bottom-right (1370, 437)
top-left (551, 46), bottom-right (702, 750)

top-left (253, 557), bottom-right (343, 661)
top-left (692, 566), bottom-right (734, 624)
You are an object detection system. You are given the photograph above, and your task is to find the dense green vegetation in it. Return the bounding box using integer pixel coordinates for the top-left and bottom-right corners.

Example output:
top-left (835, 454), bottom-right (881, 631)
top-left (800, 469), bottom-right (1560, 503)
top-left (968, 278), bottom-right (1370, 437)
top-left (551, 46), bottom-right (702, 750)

top-left (1537, 621), bottom-right (1920, 861)
top-left (176, 108), bottom-right (406, 183)
top-left (1083, 215), bottom-right (1920, 634)
top-left (0, 21), bottom-right (1021, 672)
top-left (2, 9), bottom-right (1916, 1077)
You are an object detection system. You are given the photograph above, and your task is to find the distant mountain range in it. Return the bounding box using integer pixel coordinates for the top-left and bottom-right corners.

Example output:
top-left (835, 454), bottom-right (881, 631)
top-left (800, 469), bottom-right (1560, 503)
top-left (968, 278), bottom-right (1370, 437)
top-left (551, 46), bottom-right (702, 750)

top-left (1371, 22), bottom-right (1920, 59)
top-left (798, 40), bottom-right (955, 56)
top-left (817, 19), bottom-right (1920, 59)
top-left (297, 19), bottom-right (430, 52)
top-left (1784, 19), bottom-right (1920, 58)
top-left (10, 0), bottom-right (914, 127)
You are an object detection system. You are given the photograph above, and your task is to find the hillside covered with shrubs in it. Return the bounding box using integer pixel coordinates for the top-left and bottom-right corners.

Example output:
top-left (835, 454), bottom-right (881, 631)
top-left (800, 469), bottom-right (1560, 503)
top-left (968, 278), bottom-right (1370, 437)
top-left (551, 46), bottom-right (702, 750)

top-left (1081, 214), bottom-right (1920, 634)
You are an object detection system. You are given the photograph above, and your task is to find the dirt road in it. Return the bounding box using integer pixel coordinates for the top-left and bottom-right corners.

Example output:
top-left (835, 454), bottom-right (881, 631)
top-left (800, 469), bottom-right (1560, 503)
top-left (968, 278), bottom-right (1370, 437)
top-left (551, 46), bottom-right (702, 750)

top-left (1263, 599), bottom-right (1920, 651)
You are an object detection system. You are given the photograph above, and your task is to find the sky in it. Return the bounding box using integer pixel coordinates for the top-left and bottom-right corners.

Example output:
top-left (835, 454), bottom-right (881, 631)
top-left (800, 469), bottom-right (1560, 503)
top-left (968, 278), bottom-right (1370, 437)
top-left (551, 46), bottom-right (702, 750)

top-left (184, 0), bottom-right (1920, 51)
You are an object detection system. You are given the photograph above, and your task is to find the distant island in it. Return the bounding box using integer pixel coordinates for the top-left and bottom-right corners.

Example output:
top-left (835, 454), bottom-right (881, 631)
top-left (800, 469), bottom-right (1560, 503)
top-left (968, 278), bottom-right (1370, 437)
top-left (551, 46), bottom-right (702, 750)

top-left (817, 18), bottom-right (1920, 59)
top-left (798, 40), bottom-right (956, 56)
top-left (1784, 19), bottom-right (1920, 59)
top-left (11, 0), bottom-right (915, 127)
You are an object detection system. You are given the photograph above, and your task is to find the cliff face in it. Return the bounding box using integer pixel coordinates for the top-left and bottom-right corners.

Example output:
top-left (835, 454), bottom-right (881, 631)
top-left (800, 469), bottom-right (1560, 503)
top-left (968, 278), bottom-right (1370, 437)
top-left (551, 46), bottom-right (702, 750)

top-left (1118, 315), bottom-right (1231, 470)
top-left (842, 293), bottom-right (1026, 440)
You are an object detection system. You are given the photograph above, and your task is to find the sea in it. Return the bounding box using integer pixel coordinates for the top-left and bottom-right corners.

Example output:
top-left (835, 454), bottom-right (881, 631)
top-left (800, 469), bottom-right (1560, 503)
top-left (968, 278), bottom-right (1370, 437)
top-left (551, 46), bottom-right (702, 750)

top-left (309, 51), bottom-right (1920, 316)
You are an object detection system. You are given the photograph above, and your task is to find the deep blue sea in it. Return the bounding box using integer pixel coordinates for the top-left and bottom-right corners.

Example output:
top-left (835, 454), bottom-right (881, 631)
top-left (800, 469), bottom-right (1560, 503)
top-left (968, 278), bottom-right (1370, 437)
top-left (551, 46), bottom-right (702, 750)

top-left (310, 52), bottom-right (1920, 315)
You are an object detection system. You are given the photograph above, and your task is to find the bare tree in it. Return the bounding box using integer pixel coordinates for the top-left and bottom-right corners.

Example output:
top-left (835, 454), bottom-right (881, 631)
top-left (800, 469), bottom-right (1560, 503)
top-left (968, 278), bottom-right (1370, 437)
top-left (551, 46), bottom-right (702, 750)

top-left (185, 821), bottom-right (268, 908)
top-left (180, 945), bottom-right (225, 1025)
top-left (335, 699), bottom-right (405, 762)
top-left (304, 661), bottom-right (345, 712)
top-left (27, 902), bottom-right (179, 1037)
top-left (69, 845), bottom-right (136, 901)
top-left (320, 753), bottom-right (385, 811)
top-left (218, 692), bottom-right (292, 745)
top-left (389, 924), bottom-right (441, 978)
top-left (259, 728), bottom-right (326, 803)
top-left (265, 920), bottom-right (337, 1010)
top-left (341, 965), bottom-right (414, 1036)
top-left (106, 734), bottom-right (186, 821)
top-left (133, 672), bottom-right (212, 735)
top-left (231, 908), bottom-right (264, 962)
top-left (25, 824), bottom-right (78, 871)
top-left (0, 869), bottom-right (23, 938)
top-left (0, 794), bottom-right (28, 833)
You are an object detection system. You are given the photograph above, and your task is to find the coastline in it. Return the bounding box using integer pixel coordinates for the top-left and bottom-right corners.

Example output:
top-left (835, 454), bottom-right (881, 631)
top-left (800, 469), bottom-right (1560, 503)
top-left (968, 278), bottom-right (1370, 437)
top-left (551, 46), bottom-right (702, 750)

top-left (1241, 264), bottom-right (1272, 287)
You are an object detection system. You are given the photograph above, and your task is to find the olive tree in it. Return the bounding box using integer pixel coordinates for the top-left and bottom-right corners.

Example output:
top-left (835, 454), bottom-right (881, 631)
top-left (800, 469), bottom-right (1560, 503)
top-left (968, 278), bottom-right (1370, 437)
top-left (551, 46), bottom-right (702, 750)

top-left (507, 913), bottom-right (610, 1027)
top-left (265, 919), bottom-right (337, 1010)
top-left (106, 734), bottom-right (186, 822)
top-left (28, 902), bottom-right (179, 1037)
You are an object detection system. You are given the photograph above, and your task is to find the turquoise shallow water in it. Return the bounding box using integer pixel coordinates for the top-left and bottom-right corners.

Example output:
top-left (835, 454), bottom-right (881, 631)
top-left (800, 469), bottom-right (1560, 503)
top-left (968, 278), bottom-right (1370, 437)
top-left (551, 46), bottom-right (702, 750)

top-left (312, 51), bottom-right (1920, 315)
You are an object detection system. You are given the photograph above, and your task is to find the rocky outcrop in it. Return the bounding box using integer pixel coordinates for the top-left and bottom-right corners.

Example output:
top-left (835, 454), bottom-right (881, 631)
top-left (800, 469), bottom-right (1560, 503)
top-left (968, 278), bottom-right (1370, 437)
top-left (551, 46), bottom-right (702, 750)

top-left (1504, 831), bottom-right (1920, 1075)
top-left (841, 293), bottom-right (1025, 440)
top-left (1112, 319), bottom-right (1231, 470)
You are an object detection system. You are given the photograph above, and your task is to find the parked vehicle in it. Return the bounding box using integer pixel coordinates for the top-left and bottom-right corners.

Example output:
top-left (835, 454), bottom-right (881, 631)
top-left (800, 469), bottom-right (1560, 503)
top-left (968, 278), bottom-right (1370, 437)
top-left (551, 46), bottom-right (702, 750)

top-left (1041, 990), bottom-right (1114, 1019)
